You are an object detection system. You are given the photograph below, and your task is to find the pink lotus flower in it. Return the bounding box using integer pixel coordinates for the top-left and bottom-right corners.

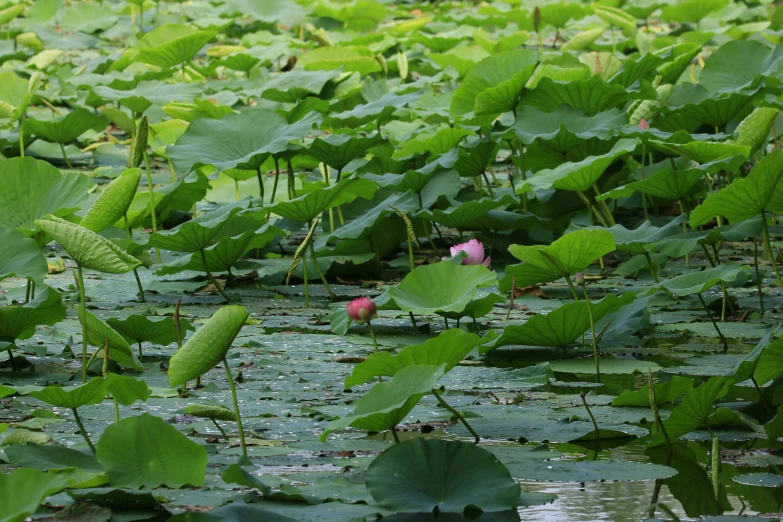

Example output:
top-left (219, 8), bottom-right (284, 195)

top-left (639, 118), bottom-right (650, 130)
top-left (346, 297), bottom-right (377, 324)
top-left (449, 239), bottom-right (491, 267)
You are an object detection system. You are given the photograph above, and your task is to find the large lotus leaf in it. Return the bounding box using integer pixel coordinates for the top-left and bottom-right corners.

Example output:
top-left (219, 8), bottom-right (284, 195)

top-left (509, 229), bottom-right (616, 277)
top-left (75, 307), bottom-right (144, 371)
top-left (155, 224), bottom-right (284, 275)
top-left (167, 305), bottom-right (248, 387)
top-left (299, 45), bottom-right (382, 75)
top-left (619, 166), bottom-right (704, 201)
top-left (96, 413), bottom-right (207, 488)
top-left (482, 291), bottom-right (637, 351)
top-left (498, 263), bottom-right (561, 293)
top-left (81, 169), bottom-right (141, 233)
top-left (185, 404), bottom-right (238, 422)
top-left (35, 216), bottom-right (140, 274)
top-left (317, 191), bottom-right (416, 244)
top-left (452, 135), bottom-right (500, 177)
top-left (649, 140), bottom-right (751, 165)
top-left (0, 157), bottom-right (90, 235)
top-left (168, 109), bottom-right (321, 174)
top-left (0, 467), bottom-right (68, 522)
top-left (366, 438), bottom-right (520, 514)
top-left (345, 329), bottom-right (483, 389)
top-left (107, 315), bottom-right (194, 347)
top-left (734, 107), bottom-right (779, 154)
top-left (661, 0), bottom-right (728, 23)
top-left (521, 75), bottom-right (656, 115)
top-left (0, 286), bottom-right (65, 342)
top-left (0, 229), bottom-right (47, 284)
top-left (593, 4), bottom-right (636, 33)
top-left (450, 50), bottom-right (539, 124)
top-left (320, 364), bottom-right (445, 441)
top-left (148, 199), bottom-right (250, 253)
top-left (92, 81), bottom-right (202, 115)
top-left (606, 215), bottom-right (689, 254)
top-left (26, 109), bottom-right (107, 144)
top-left (267, 177), bottom-right (377, 222)
top-left (662, 84), bottom-right (754, 128)
top-left (306, 133), bottom-right (385, 172)
top-left (613, 375), bottom-right (694, 407)
top-left (135, 24), bottom-right (216, 68)
top-left (226, 0), bottom-right (308, 25)
top-left (4, 442), bottom-right (102, 472)
top-left (690, 149), bottom-right (783, 227)
top-left (754, 337), bottom-right (783, 386)
top-left (540, 2), bottom-right (588, 27)
top-left (419, 196), bottom-right (513, 229)
top-left (647, 261), bottom-right (748, 297)
top-left (648, 376), bottom-right (730, 447)
top-left (511, 105), bottom-right (625, 149)
top-left (394, 128), bottom-right (472, 159)
top-left (657, 43), bottom-right (702, 85)
top-left (698, 40), bottom-right (783, 94)
top-left (522, 139), bottom-right (637, 193)
top-left (19, 378), bottom-right (109, 409)
top-left (255, 69), bottom-right (342, 103)
top-left (0, 71), bottom-right (31, 121)
top-left (384, 262), bottom-right (498, 315)
top-left (103, 374), bottom-right (152, 406)
top-left (328, 91), bottom-right (423, 128)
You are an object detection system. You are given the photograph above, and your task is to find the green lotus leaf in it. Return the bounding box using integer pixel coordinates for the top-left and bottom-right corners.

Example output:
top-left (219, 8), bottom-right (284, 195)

top-left (482, 291), bottom-right (637, 351)
top-left (384, 262), bottom-right (497, 315)
top-left (593, 4), bottom-right (636, 32)
top-left (320, 364), bottom-right (446, 441)
top-left (647, 261), bottom-right (748, 297)
top-left (184, 404), bottom-right (238, 422)
top-left (96, 413), bottom-right (207, 488)
top-left (418, 195), bottom-right (513, 229)
top-left (452, 135), bottom-right (500, 177)
top-left (103, 374), bottom-right (152, 406)
top-left (521, 75), bottom-right (656, 115)
top-left (135, 24), bottom-right (216, 68)
top-left (662, 84), bottom-right (754, 129)
top-left (26, 108), bottom-right (107, 144)
top-left (167, 305), bottom-right (249, 387)
top-left (75, 307), bottom-right (144, 371)
top-left (690, 149), bottom-right (783, 227)
top-left (35, 216), bottom-right (140, 274)
top-left (509, 229), bottom-right (616, 277)
top-left (327, 91), bottom-right (422, 128)
top-left (498, 263), bottom-right (561, 293)
top-left (612, 375), bottom-right (694, 407)
top-left (256, 68), bottom-right (342, 103)
top-left (81, 169), bottom-right (142, 233)
top-left (267, 177), bottom-right (378, 222)
top-left (522, 139), bottom-right (637, 193)
top-left (366, 438), bottom-right (520, 514)
top-left (734, 107), bottom-right (779, 155)
top-left (0, 157), bottom-right (90, 236)
top-left (345, 329), bottom-right (483, 389)
top-left (450, 49), bottom-right (539, 125)
top-left (168, 109), bottom-right (321, 174)
top-left (648, 376), bottom-right (730, 446)
top-left (92, 81), bottom-right (201, 115)
top-left (511, 105), bottom-right (625, 150)
top-left (4, 442), bottom-right (102, 472)
top-left (298, 45), bottom-right (382, 75)
top-left (19, 378), bottom-right (109, 409)
top-left (306, 133), bottom-right (385, 173)
top-left (661, 0), bottom-right (728, 23)
top-left (317, 191), bottom-right (417, 244)
top-left (698, 39), bottom-right (783, 94)
top-left (148, 199), bottom-right (250, 253)
top-left (0, 229), bottom-right (47, 284)
top-left (0, 4), bottom-right (25, 25)
top-left (0, 71), bottom-right (32, 121)
top-left (394, 127), bottom-right (472, 159)
top-left (560, 28), bottom-right (605, 52)
top-left (606, 215), bottom-right (689, 254)
top-left (162, 99), bottom-right (234, 122)
top-left (106, 314), bottom-right (194, 347)
top-left (0, 286), bottom-right (66, 342)
top-left (0, 468), bottom-right (69, 522)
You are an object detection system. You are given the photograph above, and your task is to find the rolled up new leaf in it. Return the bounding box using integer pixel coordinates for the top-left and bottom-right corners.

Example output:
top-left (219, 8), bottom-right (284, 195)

top-left (167, 305), bottom-right (248, 387)
top-left (34, 215), bottom-right (141, 274)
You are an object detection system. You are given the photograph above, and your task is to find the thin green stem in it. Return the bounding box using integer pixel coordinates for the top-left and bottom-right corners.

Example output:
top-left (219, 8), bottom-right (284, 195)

top-left (391, 426), bottom-right (400, 443)
top-left (408, 312), bottom-right (419, 333)
top-left (77, 266), bottom-right (88, 383)
top-left (256, 166), bottom-right (265, 201)
top-left (132, 268), bottom-right (145, 302)
top-left (698, 293), bottom-right (728, 353)
top-left (432, 387), bottom-right (480, 444)
top-left (565, 276), bottom-right (580, 301)
top-left (212, 418), bottom-right (229, 438)
top-left (308, 239), bottom-right (335, 299)
top-left (72, 408), bottom-right (95, 454)
top-left (754, 238), bottom-right (765, 317)
top-left (271, 157), bottom-right (281, 204)
top-left (223, 357), bottom-right (247, 459)
top-left (367, 322), bottom-right (382, 383)
top-left (481, 171), bottom-right (495, 197)
top-left (143, 151), bottom-right (160, 263)
top-left (18, 118), bottom-right (24, 157)
top-left (59, 142), bottom-right (73, 169)
top-left (580, 282), bottom-right (600, 381)
top-left (200, 249), bottom-right (230, 302)
top-left (302, 255), bottom-right (309, 308)
top-left (641, 143), bottom-right (649, 220)
top-left (580, 391), bottom-right (600, 437)
top-left (761, 212), bottom-right (783, 288)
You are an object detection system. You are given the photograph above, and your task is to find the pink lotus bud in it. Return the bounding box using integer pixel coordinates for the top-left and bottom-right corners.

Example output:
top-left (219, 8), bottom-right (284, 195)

top-left (639, 118), bottom-right (650, 130)
top-left (449, 238), bottom-right (491, 267)
top-left (575, 273), bottom-right (585, 286)
top-left (346, 297), bottom-right (377, 324)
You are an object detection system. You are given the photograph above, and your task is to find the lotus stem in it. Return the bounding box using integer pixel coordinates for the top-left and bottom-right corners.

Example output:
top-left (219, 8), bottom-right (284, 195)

top-left (271, 157), bottom-right (281, 204)
top-left (255, 166), bottom-right (265, 202)
top-left (234, 179), bottom-right (240, 201)
top-left (711, 436), bottom-right (720, 498)
top-left (302, 255), bottom-right (309, 308)
top-left (308, 239), bottom-right (335, 299)
top-left (579, 280), bottom-right (600, 381)
top-left (649, 368), bottom-right (671, 452)
top-left (168, 158), bottom-right (176, 182)
top-left (481, 171), bottom-right (494, 197)
top-left (577, 190), bottom-right (608, 227)
top-left (132, 268), bottom-right (145, 302)
top-left (592, 184), bottom-right (615, 226)
top-left (432, 387), bottom-right (480, 444)
top-left (223, 357), bottom-right (247, 459)
top-left (200, 249), bottom-right (230, 303)
top-left (76, 265), bottom-right (88, 383)
top-left (391, 426), bottom-right (400, 443)
top-left (24, 279), bottom-right (31, 303)
top-left (102, 339), bottom-right (120, 423)
top-left (287, 160), bottom-right (295, 199)
top-left (754, 238), bottom-right (765, 317)
top-left (506, 276), bottom-right (517, 321)
top-left (565, 276), bottom-right (580, 301)
top-left (211, 418), bottom-right (229, 439)
top-left (59, 142), bottom-right (73, 169)
top-left (143, 151), bottom-right (161, 263)
top-left (641, 143), bottom-right (649, 220)
top-left (580, 390), bottom-right (600, 440)
top-left (18, 118), bottom-right (24, 157)
top-left (697, 293), bottom-right (728, 353)
top-left (173, 299), bottom-right (183, 348)
top-left (761, 211), bottom-right (783, 288)
top-left (72, 407), bottom-right (95, 454)
top-left (408, 312), bottom-right (418, 334)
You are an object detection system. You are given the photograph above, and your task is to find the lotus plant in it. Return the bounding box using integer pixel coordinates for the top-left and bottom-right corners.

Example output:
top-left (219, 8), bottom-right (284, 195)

top-left (347, 297), bottom-right (382, 381)
top-left (448, 238), bottom-right (491, 267)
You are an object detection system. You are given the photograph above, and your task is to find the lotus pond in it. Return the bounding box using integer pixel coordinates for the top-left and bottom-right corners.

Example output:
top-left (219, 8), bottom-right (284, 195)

top-left (3, 0), bottom-right (783, 521)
